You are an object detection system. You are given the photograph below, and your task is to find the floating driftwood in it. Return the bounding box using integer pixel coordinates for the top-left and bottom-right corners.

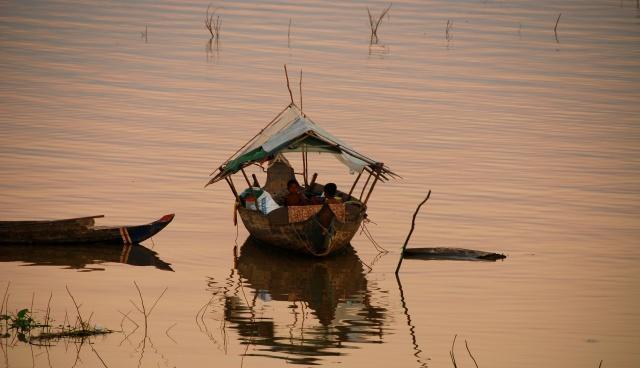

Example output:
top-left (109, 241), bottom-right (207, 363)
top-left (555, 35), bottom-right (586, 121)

top-left (403, 247), bottom-right (506, 262)
top-left (395, 190), bottom-right (506, 272)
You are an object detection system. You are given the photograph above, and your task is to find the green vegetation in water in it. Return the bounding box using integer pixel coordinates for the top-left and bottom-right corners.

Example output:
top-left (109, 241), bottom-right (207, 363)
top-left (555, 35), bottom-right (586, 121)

top-left (1, 308), bottom-right (113, 343)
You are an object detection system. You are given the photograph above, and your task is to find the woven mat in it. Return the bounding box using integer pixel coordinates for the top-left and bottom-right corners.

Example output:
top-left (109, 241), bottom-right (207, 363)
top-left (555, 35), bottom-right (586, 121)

top-left (287, 204), bottom-right (346, 223)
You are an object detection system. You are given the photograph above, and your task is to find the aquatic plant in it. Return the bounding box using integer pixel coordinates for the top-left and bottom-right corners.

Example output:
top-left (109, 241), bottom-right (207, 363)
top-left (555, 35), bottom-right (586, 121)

top-left (0, 284), bottom-right (114, 344)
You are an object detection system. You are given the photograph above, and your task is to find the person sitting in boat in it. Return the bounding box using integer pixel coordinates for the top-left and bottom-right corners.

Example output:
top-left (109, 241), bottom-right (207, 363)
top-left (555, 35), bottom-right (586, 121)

top-left (310, 182), bottom-right (342, 204)
top-left (285, 179), bottom-right (309, 206)
top-left (323, 183), bottom-right (342, 204)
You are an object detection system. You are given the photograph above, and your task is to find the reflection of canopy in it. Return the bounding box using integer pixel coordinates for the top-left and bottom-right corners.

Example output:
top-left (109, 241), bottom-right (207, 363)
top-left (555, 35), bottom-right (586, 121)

top-left (206, 103), bottom-right (397, 186)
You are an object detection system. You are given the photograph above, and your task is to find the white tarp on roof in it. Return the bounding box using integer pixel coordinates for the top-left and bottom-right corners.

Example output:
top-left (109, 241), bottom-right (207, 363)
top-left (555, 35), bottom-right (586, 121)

top-left (237, 105), bottom-right (372, 173)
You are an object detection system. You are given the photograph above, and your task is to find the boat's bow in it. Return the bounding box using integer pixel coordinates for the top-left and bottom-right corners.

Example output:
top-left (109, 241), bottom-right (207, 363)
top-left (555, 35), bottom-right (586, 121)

top-left (125, 213), bottom-right (175, 244)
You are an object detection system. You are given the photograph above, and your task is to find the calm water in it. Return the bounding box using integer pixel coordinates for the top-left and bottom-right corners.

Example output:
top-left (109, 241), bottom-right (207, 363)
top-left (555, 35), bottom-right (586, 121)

top-left (1, 0), bottom-right (639, 367)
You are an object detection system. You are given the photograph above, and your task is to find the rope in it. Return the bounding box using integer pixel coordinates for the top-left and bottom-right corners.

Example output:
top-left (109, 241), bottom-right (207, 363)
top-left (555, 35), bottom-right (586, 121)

top-left (360, 219), bottom-right (388, 253)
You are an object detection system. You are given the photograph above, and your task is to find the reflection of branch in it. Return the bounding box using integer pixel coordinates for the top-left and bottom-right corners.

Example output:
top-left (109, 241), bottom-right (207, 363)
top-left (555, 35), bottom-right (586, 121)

top-left (465, 340), bottom-right (480, 368)
top-left (450, 334), bottom-right (458, 368)
top-left (89, 343), bottom-right (109, 367)
top-left (129, 282), bottom-right (168, 367)
top-left (165, 323), bottom-right (177, 344)
top-left (71, 339), bottom-right (84, 368)
top-left (450, 335), bottom-right (482, 367)
top-left (395, 274), bottom-right (428, 368)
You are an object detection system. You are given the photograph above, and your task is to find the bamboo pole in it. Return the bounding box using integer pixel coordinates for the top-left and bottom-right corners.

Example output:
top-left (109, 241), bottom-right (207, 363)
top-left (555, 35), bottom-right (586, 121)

top-left (363, 168), bottom-right (381, 205)
top-left (309, 173), bottom-right (318, 189)
top-left (365, 166), bottom-right (389, 181)
top-left (299, 69), bottom-right (303, 113)
top-left (225, 176), bottom-right (239, 200)
top-left (304, 147), bottom-right (309, 185)
top-left (395, 190), bottom-right (431, 274)
top-left (359, 171), bottom-right (373, 201)
top-left (284, 64), bottom-right (294, 104)
top-left (302, 149), bottom-right (308, 187)
top-left (348, 170), bottom-right (363, 198)
top-left (240, 168), bottom-right (252, 188)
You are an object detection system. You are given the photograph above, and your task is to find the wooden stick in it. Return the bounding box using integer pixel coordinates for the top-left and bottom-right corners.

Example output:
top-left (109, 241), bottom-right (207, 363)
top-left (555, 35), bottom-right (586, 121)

top-left (225, 177), bottom-right (239, 200)
top-left (133, 281), bottom-right (148, 339)
top-left (359, 171), bottom-right (373, 200)
top-left (304, 147), bottom-right (309, 185)
top-left (147, 287), bottom-right (168, 317)
top-left (395, 190), bottom-right (431, 274)
top-left (284, 64), bottom-right (294, 104)
top-left (302, 150), bottom-right (308, 186)
top-left (65, 286), bottom-right (85, 328)
top-left (365, 166), bottom-right (389, 181)
top-left (348, 170), bottom-right (363, 197)
top-left (1, 281), bottom-right (10, 317)
top-left (251, 174), bottom-right (260, 187)
top-left (363, 168), bottom-right (382, 205)
top-left (240, 168), bottom-right (252, 188)
top-left (299, 69), bottom-right (303, 113)
top-left (309, 173), bottom-right (318, 189)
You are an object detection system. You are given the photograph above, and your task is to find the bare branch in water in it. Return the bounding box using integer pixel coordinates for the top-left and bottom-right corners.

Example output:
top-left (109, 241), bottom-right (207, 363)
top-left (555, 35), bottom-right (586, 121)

top-left (205, 4), bottom-right (221, 40)
top-left (395, 190), bottom-right (431, 274)
top-left (367, 3), bottom-right (392, 44)
top-left (445, 19), bottom-right (454, 41)
top-left (554, 13), bottom-right (561, 43)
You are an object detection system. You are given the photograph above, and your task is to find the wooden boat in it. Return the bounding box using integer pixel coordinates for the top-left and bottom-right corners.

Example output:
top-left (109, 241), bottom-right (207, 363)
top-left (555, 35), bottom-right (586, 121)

top-left (206, 99), bottom-right (398, 256)
top-left (0, 214), bottom-right (174, 245)
top-left (237, 199), bottom-right (365, 256)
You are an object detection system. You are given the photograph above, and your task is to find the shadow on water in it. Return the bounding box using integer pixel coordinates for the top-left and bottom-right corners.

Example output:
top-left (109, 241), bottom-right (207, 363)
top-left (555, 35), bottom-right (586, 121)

top-left (0, 243), bottom-right (173, 272)
top-left (202, 237), bottom-right (387, 365)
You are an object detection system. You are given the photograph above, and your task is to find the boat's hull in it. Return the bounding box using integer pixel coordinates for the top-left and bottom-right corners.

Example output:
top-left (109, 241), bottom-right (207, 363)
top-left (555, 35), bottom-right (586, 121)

top-left (0, 214), bottom-right (174, 246)
top-left (238, 204), bottom-right (364, 257)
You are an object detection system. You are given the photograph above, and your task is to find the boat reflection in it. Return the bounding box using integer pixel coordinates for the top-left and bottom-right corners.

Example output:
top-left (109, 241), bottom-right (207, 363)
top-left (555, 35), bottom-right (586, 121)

top-left (0, 243), bottom-right (173, 271)
top-left (219, 237), bottom-right (386, 365)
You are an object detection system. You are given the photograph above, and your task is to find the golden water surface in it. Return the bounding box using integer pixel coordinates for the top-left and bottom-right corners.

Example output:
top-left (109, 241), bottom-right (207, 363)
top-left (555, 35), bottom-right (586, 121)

top-left (1, 0), bottom-right (639, 367)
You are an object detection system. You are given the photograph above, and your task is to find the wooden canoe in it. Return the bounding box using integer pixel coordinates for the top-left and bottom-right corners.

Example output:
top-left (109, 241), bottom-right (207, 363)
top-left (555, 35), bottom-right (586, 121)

top-left (0, 214), bottom-right (174, 245)
top-left (237, 199), bottom-right (365, 257)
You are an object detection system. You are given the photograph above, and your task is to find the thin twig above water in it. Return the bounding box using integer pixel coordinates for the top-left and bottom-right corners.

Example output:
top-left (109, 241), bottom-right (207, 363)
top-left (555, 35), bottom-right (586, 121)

top-left (367, 3), bottom-right (392, 44)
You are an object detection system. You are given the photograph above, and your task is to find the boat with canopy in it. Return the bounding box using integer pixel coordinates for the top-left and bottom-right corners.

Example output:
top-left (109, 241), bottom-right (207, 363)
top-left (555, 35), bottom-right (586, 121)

top-left (206, 83), bottom-right (397, 256)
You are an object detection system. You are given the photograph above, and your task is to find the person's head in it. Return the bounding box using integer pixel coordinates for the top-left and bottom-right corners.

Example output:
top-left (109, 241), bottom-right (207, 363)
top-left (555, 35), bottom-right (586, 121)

top-left (287, 179), bottom-right (300, 193)
top-left (324, 183), bottom-right (337, 198)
